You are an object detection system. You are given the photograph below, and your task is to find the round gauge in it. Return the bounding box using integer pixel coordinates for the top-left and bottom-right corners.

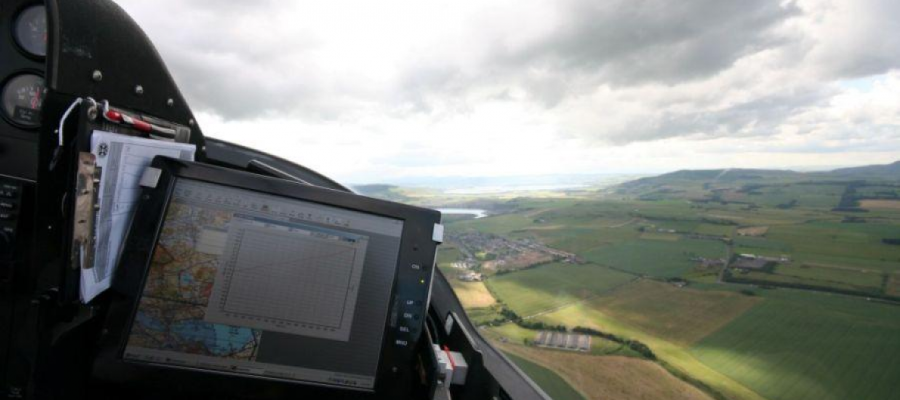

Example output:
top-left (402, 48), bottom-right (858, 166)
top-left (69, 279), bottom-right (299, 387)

top-left (1, 74), bottom-right (46, 128)
top-left (13, 5), bottom-right (48, 58)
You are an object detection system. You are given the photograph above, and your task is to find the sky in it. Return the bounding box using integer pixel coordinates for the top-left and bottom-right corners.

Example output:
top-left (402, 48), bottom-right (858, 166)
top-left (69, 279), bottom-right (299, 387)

top-left (117, 0), bottom-right (900, 184)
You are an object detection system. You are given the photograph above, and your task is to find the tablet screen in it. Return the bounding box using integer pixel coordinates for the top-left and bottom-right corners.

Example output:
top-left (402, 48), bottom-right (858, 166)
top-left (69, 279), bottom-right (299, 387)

top-left (123, 178), bottom-right (404, 389)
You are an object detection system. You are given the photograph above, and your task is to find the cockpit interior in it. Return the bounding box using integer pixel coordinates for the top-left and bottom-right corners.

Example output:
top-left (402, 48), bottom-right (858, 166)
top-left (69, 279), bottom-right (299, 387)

top-left (0, 1), bottom-right (550, 399)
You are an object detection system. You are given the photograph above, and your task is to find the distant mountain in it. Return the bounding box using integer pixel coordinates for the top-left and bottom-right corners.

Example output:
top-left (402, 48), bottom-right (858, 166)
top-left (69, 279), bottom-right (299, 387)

top-left (616, 169), bottom-right (802, 195)
top-left (614, 161), bottom-right (899, 201)
top-left (351, 184), bottom-right (412, 202)
top-left (620, 168), bottom-right (801, 186)
top-left (824, 161), bottom-right (900, 179)
top-left (620, 161), bottom-right (898, 189)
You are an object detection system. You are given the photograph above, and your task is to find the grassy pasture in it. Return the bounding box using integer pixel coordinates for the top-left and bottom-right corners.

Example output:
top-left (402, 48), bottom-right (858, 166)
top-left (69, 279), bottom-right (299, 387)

top-left (690, 289), bottom-right (900, 400)
top-left (486, 263), bottom-right (636, 317)
top-left (503, 352), bottom-right (587, 400)
top-left (584, 238), bottom-right (726, 278)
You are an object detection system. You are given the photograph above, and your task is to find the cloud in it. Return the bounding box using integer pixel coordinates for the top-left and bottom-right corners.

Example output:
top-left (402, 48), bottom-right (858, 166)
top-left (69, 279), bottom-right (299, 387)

top-left (500, 0), bottom-right (800, 84)
top-left (116, 0), bottom-right (900, 181)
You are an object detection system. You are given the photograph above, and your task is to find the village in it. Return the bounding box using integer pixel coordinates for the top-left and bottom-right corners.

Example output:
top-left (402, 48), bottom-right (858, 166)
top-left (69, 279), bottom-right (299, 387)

top-left (445, 230), bottom-right (579, 282)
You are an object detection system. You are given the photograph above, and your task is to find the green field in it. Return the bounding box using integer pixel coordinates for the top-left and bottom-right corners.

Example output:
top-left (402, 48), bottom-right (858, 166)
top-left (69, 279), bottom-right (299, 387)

top-left (766, 222), bottom-right (900, 272)
top-left (690, 290), bottom-right (900, 400)
top-left (591, 279), bottom-right (761, 346)
top-left (583, 238), bottom-right (726, 278)
top-left (734, 263), bottom-right (885, 295)
top-left (504, 352), bottom-right (587, 400)
top-left (486, 263), bottom-right (636, 317)
top-left (747, 184), bottom-right (845, 209)
top-left (437, 246), bottom-right (465, 266)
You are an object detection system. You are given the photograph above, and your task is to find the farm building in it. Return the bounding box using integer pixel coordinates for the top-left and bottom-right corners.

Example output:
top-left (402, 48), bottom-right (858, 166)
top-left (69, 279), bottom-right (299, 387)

top-left (732, 257), bottom-right (772, 271)
top-left (533, 331), bottom-right (591, 352)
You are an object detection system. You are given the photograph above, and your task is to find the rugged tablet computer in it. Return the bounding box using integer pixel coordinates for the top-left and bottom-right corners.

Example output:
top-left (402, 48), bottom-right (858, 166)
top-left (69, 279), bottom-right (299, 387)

top-left (94, 156), bottom-right (442, 398)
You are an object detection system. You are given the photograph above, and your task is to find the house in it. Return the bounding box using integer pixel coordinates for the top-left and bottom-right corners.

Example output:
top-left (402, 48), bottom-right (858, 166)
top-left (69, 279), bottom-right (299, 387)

top-left (459, 272), bottom-right (483, 282)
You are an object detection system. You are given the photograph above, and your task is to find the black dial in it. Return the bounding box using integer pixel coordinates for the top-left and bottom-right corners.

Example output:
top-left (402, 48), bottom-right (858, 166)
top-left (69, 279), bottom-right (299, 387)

top-left (13, 5), bottom-right (47, 58)
top-left (1, 74), bottom-right (46, 128)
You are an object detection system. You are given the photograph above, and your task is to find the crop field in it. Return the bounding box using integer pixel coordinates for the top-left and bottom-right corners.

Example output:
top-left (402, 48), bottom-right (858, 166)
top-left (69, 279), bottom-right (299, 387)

top-left (486, 263), bottom-right (636, 317)
top-left (449, 280), bottom-right (496, 308)
top-left (533, 298), bottom-right (767, 400)
top-left (690, 289), bottom-right (900, 400)
top-left (503, 352), bottom-right (587, 400)
top-left (859, 199), bottom-right (900, 210)
top-left (591, 280), bottom-right (761, 346)
top-left (583, 238), bottom-right (726, 278)
top-left (502, 344), bottom-right (714, 400)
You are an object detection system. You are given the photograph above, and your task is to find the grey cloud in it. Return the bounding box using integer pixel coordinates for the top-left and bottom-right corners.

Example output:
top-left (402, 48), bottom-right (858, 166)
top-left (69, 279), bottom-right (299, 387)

top-left (505, 0), bottom-right (800, 85)
top-left (615, 86), bottom-right (834, 143)
top-left (397, 0), bottom-right (801, 113)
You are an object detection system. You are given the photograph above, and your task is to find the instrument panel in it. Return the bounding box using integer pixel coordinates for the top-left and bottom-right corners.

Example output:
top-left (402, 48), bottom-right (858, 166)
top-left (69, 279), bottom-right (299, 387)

top-left (12, 5), bottom-right (47, 59)
top-left (1, 1), bottom-right (46, 181)
top-left (1, 73), bottom-right (45, 129)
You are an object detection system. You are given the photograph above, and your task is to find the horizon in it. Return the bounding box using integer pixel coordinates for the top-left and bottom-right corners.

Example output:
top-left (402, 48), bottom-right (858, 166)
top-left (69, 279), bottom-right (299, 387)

top-left (347, 158), bottom-right (899, 187)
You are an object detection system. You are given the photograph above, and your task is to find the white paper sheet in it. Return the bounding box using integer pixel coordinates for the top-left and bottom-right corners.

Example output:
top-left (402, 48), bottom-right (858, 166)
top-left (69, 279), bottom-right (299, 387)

top-left (81, 131), bottom-right (196, 302)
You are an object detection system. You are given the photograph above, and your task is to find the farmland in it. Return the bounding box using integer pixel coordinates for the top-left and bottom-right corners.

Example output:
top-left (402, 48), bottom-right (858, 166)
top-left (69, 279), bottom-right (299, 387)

top-left (583, 239), bottom-right (726, 278)
top-left (486, 263), bottom-right (636, 317)
top-left (690, 290), bottom-right (900, 400)
top-left (501, 344), bottom-right (714, 400)
top-left (503, 352), bottom-right (587, 400)
top-left (378, 163), bottom-right (900, 400)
